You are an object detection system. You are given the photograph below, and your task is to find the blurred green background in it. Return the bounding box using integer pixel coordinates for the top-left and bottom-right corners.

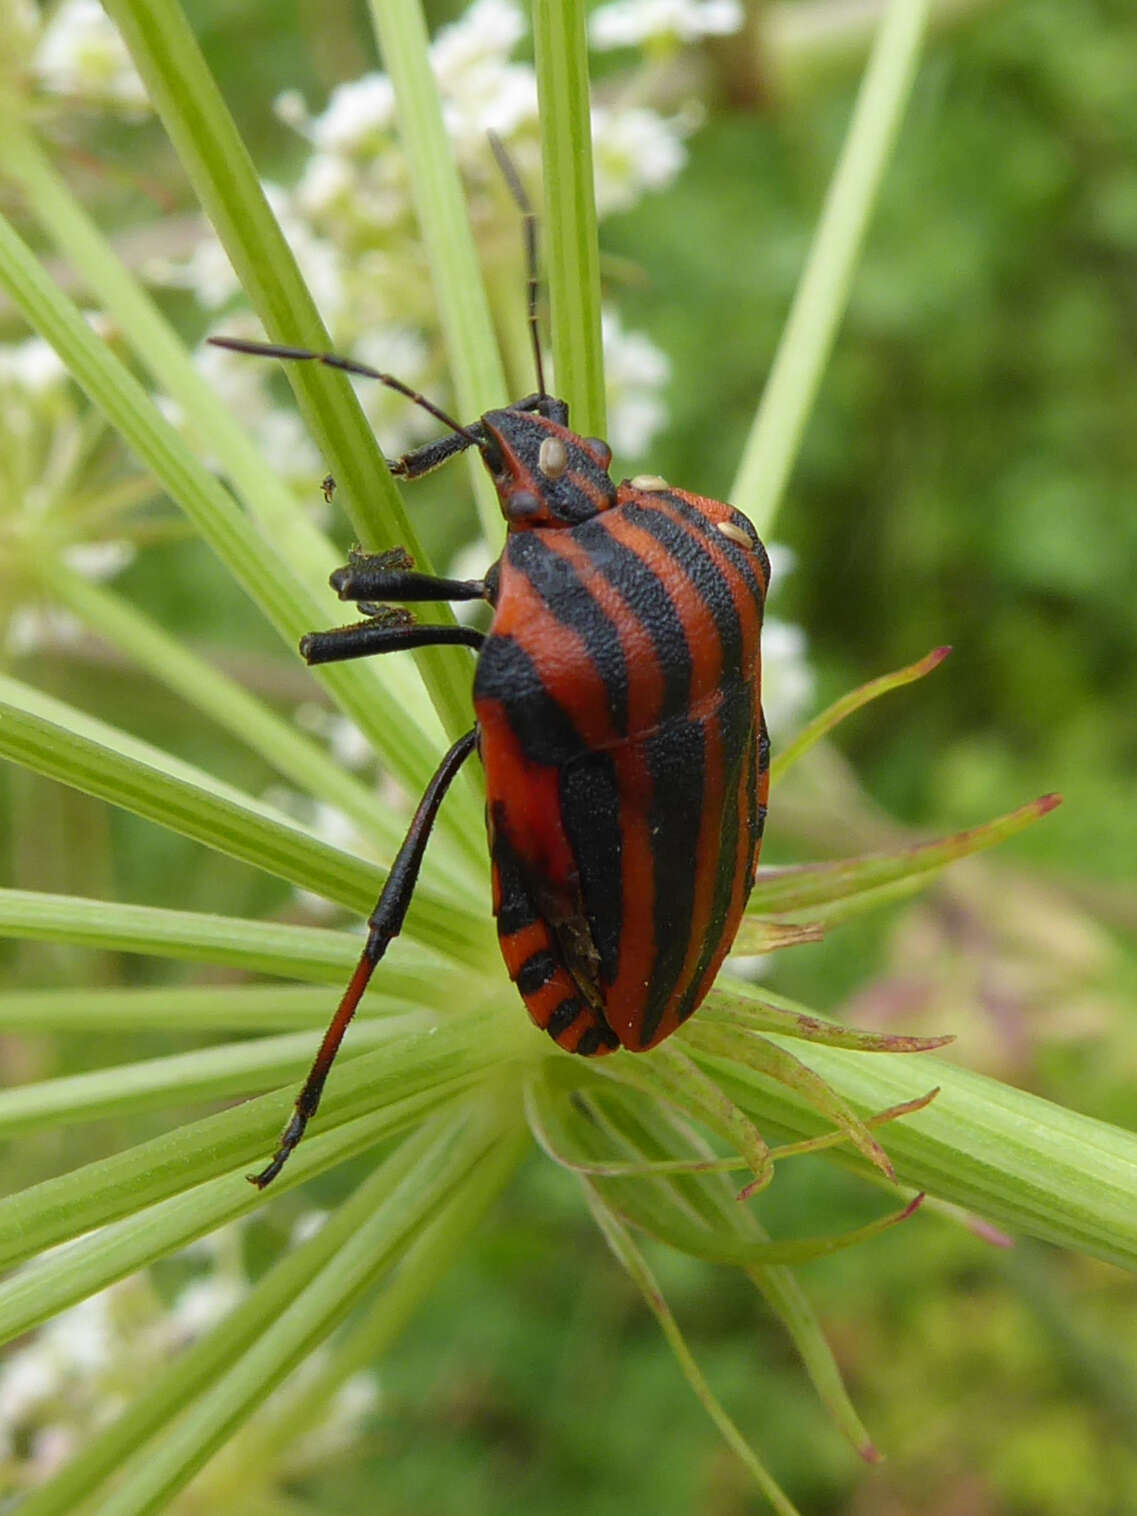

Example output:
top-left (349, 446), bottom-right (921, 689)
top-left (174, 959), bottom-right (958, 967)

top-left (3, 0), bottom-right (1137, 1510)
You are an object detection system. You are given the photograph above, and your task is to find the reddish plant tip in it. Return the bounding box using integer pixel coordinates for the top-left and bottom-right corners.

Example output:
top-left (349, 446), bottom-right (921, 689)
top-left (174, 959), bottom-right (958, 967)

top-left (874, 1152), bottom-right (897, 1183)
top-left (899, 1193), bottom-right (926, 1221)
top-left (858, 1441), bottom-right (884, 1466)
top-left (928, 644), bottom-right (953, 665)
top-left (1036, 792), bottom-right (1063, 815)
top-left (965, 1216), bottom-right (1016, 1249)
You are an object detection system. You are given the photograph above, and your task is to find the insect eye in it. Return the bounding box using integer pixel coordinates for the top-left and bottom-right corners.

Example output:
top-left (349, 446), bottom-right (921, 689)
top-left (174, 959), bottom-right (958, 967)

top-left (584, 437), bottom-right (612, 469)
top-left (716, 519), bottom-right (757, 550)
top-left (537, 436), bottom-right (569, 479)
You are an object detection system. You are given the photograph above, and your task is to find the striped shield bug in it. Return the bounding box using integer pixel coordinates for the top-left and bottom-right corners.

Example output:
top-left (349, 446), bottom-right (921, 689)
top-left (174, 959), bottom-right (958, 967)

top-left (212, 139), bottom-right (770, 1187)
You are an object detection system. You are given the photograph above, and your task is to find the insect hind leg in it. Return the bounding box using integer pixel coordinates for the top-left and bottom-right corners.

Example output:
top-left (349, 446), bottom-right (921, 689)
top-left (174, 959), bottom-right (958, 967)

top-left (250, 727), bottom-right (478, 1187)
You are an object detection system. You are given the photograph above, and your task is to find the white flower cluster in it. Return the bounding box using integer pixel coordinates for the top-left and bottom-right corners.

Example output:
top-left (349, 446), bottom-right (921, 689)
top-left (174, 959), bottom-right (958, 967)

top-left (0, 1222), bottom-right (377, 1499)
top-left (172, 0), bottom-right (700, 471)
top-left (0, 338), bottom-right (138, 658)
top-left (30, 0), bottom-right (150, 117)
top-left (591, 0), bottom-right (743, 51)
top-left (760, 544), bottom-right (815, 740)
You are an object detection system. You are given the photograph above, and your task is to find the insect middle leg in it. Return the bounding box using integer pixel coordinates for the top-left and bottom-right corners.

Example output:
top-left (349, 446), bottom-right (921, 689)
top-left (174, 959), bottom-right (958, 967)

top-left (250, 725), bottom-right (478, 1187)
top-left (300, 621), bottom-right (484, 665)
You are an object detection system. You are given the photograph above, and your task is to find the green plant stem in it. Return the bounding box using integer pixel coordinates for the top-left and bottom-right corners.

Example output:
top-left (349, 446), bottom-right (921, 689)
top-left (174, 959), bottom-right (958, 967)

top-left (0, 983), bottom-right (433, 1033)
top-left (97, 0), bottom-right (490, 828)
top-left (0, 1089), bottom-right (470, 1352)
top-left (0, 207), bottom-right (484, 855)
top-left (533, 0), bottom-right (606, 436)
top-left (731, 0), bottom-right (930, 534)
top-left (586, 1190), bottom-right (802, 1516)
top-left (0, 1001), bottom-right (517, 1270)
top-left (93, 1106), bottom-right (521, 1516)
top-left (22, 1110), bottom-right (526, 1516)
top-left (241, 1147), bottom-right (520, 1461)
top-left (0, 682), bottom-right (490, 960)
top-left (688, 1004), bottom-right (1137, 1272)
top-left (366, 0), bottom-right (507, 545)
top-left (45, 561), bottom-right (455, 865)
top-left (0, 1018), bottom-right (431, 1136)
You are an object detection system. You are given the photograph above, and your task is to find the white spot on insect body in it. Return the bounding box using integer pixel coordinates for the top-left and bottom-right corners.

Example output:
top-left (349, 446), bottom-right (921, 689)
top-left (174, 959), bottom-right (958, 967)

top-left (715, 520), bottom-right (754, 550)
top-left (538, 436), bottom-right (569, 479)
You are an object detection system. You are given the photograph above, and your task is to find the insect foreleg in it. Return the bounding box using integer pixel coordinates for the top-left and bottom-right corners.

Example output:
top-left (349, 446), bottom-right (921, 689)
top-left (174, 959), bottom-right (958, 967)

top-left (330, 561), bottom-right (487, 605)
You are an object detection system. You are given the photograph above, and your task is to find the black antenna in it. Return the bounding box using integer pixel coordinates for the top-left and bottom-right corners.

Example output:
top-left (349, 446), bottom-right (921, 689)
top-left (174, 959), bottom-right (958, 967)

top-left (207, 336), bottom-right (485, 450)
top-left (487, 131), bottom-right (547, 402)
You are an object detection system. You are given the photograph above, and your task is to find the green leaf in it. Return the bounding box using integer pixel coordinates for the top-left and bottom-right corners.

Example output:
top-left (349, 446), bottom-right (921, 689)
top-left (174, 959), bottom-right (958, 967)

top-left (0, 888), bottom-right (448, 983)
top-left (0, 1017), bottom-right (432, 1136)
top-left (770, 645), bottom-right (951, 784)
top-left (585, 1187), bottom-right (803, 1516)
top-left (732, 0), bottom-right (932, 535)
top-left (0, 682), bottom-right (490, 961)
top-left (0, 1002), bottom-right (514, 1270)
top-left (231, 1133), bottom-right (527, 1462)
top-left (747, 793), bottom-right (1062, 916)
top-left (0, 981), bottom-right (432, 1033)
top-left (46, 563), bottom-right (442, 862)
top-left (365, 0), bottom-right (508, 545)
top-left (534, 0), bottom-right (606, 437)
top-left (703, 986), bottom-right (952, 1054)
top-left (689, 1014), bottom-right (1137, 1271)
top-left (681, 1020), bottom-right (897, 1182)
top-left (0, 1089), bottom-right (463, 1349)
top-left (21, 1109), bottom-right (526, 1516)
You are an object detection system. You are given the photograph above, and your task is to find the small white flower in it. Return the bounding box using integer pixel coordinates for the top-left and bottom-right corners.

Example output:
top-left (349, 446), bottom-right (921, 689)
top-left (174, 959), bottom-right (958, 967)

top-left (765, 541), bottom-right (796, 587)
top-left (604, 313), bottom-right (670, 391)
top-left (311, 73), bottom-right (397, 154)
top-left (431, 0), bottom-right (527, 78)
top-left (0, 1347), bottom-right (57, 1424)
top-left (28, 1424), bottom-right (77, 1479)
top-left (62, 541), bottom-right (136, 581)
top-left (332, 1371), bottom-right (381, 1426)
top-left (170, 1276), bottom-right (244, 1337)
top-left (310, 800), bottom-right (365, 854)
top-left (439, 59), bottom-right (538, 144)
top-left (602, 310), bottom-right (671, 457)
top-left (6, 604), bottom-right (84, 657)
top-left (326, 716), bottom-right (375, 771)
top-left (254, 408), bottom-right (324, 481)
top-left (591, 106), bottom-right (687, 216)
top-left (447, 536), bottom-right (495, 622)
top-left (590, 0), bottom-right (743, 50)
top-left (293, 151), bottom-right (358, 221)
top-left (151, 235), bottom-right (240, 310)
top-left (40, 1292), bottom-right (115, 1374)
top-left (609, 392), bottom-right (668, 457)
top-left (274, 87), bottom-right (312, 133)
top-left (290, 1210), bottom-right (330, 1245)
top-left (296, 1372), bottom-right (379, 1458)
top-left (33, 0), bottom-right (150, 115)
top-left (0, 337), bottom-right (69, 393)
top-left (759, 614), bottom-right (815, 738)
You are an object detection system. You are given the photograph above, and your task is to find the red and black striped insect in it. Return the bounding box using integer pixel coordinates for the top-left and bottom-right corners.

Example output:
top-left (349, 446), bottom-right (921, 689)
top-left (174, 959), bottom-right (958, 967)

top-left (213, 144), bottom-right (770, 1187)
